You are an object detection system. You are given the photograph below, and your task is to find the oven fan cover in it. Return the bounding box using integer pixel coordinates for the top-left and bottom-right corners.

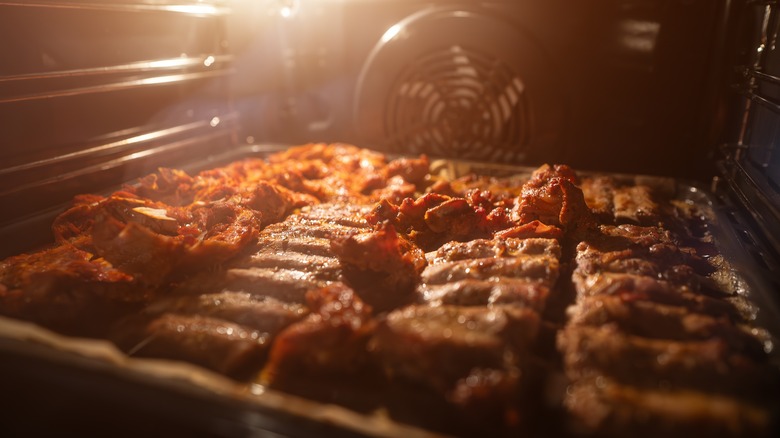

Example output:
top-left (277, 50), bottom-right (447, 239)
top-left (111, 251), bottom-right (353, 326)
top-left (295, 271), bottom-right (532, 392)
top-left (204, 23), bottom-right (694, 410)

top-left (354, 6), bottom-right (565, 163)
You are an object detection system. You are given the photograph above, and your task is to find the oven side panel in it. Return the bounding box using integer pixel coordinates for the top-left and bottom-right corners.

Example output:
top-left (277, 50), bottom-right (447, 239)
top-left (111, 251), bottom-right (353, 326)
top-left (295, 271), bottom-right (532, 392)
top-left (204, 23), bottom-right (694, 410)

top-left (0, 1), bottom-right (237, 257)
top-left (717, 0), bottom-right (780, 291)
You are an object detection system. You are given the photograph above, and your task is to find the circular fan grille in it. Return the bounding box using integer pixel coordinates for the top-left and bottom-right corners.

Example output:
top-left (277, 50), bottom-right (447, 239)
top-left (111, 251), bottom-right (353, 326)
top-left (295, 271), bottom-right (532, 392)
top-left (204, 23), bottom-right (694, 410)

top-left (384, 45), bottom-right (531, 161)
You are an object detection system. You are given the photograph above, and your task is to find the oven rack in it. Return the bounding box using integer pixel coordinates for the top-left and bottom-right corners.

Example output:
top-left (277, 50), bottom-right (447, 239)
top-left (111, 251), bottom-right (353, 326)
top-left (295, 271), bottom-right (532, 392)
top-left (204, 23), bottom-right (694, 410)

top-left (0, 1), bottom-right (231, 15)
top-left (718, 0), bottom-right (780, 290)
top-left (0, 0), bottom-right (237, 258)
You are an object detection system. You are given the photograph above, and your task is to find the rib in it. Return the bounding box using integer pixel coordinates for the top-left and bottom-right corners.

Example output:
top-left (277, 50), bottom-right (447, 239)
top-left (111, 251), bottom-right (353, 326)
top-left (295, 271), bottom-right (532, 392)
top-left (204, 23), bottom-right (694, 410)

top-left (418, 236), bottom-right (560, 313)
top-left (589, 224), bottom-right (716, 274)
top-left (572, 272), bottom-right (742, 320)
top-left (428, 238), bottom-right (561, 263)
top-left (558, 324), bottom-right (778, 399)
top-left (255, 235), bottom-right (333, 257)
top-left (576, 227), bottom-right (714, 277)
top-left (567, 294), bottom-right (767, 359)
top-left (293, 208), bottom-right (371, 230)
top-left (580, 178), bottom-right (661, 225)
top-left (174, 203), bottom-right (375, 302)
top-left (577, 255), bottom-right (698, 286)
top-left (420, 279), bottom-right (550, 311)
top-left (369, 304), bottom-right (540, 393)
top-left (511, 164), bottom-right (596, 237)
top-left (221, 268), bottom-right (328, 303)
top-left (564, 377), bottom-right (773, 438)
top-left (444, 366), bottom-right (533, 436)
top-left (296, 203), bottom-right (371, 228)
top-left (142, 291), bottom-right (308, 334)
top-left (613, 185), bottom-right (660, 225)
top-left (331, 222), bottom-right (426, 313)
top-left (242, 253), bottom-right (342, 281)
top-left (580, 176), bottom-right (615, 221)
top-left (261, 283), bottom-right (375, 383)
top-left (0, 245), bottom-right (146, 335)
top-left (111, 313), bottom-right (268, 380)
top-left (422, 255), bottom-right (559, 286)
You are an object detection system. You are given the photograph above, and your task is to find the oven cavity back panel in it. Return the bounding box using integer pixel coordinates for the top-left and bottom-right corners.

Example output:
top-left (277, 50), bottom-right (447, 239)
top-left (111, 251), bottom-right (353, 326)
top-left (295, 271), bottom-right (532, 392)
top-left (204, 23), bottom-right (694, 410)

top-left (354, 6), bottom-right (565, 163)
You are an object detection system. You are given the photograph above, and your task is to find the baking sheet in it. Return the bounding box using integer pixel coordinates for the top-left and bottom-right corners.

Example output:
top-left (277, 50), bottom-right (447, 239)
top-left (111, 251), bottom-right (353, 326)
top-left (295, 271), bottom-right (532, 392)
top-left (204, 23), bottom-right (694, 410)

top-left (0, 145), bottom-right (777, 436)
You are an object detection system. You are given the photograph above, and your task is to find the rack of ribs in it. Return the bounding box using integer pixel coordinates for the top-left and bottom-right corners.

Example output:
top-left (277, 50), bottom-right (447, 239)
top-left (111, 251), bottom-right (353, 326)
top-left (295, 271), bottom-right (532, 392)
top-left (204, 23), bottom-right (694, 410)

top-left (559, 179), bottom-right (779, 437)
top-left (0, 144), bottom-right (777, 437)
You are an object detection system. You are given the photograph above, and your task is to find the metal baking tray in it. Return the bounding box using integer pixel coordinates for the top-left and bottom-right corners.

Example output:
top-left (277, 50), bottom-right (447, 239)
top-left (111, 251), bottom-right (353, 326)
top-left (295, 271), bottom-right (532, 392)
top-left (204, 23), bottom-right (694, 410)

top-left (1, 144), bottom-right (778, 437)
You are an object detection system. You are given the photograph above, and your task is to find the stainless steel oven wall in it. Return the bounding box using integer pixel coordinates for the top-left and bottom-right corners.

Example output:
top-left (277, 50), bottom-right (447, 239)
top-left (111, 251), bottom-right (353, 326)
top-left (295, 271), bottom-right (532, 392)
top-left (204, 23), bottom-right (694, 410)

top-left (718, 0), bottom-right (780, 285)
top-left (0, 1), bottom-right (236, 257)
top-left (230, 0), bottom-right (726, 175)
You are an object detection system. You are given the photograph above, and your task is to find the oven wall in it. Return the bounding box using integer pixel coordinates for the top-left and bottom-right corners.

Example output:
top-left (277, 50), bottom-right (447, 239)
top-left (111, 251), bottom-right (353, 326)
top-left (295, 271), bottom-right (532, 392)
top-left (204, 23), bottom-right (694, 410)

top-left (229, 0), bottom-right (727, 177)
top-left (717, 0), bottom-right (780, 279)
top-left (0, 1), bottom-right (236, 257)
top-left (0, 0), bottom-right (742, 257)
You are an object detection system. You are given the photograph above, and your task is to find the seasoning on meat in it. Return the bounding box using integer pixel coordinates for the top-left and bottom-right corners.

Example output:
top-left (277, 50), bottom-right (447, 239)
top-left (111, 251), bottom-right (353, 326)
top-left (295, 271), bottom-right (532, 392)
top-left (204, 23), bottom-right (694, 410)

top-left (580, 176), bottom-right (661, 225)
top-left (559, 180), bottom-right (779, 437)
top-left (331, 221), bottom-right (426, 313)
top-left (0, 244), bottom-right (146, 335)
top-left (0, 144), bottom-right (777, 437)
top-left (261, 283), bottom-right (375, 383)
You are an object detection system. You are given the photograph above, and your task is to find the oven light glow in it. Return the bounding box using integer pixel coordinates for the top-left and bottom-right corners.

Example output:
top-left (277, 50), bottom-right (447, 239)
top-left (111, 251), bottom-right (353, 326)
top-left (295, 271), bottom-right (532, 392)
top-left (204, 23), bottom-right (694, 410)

top-left (278, 0), bottom-right (299, 19)
top-left (382, 24), bottom-right (402, 43)
top-left (249, 384), bottom-right (266, 396)
top-left (166, 4), bottom-right (220, 16)
top-left (203, 55), bottom-right (215, 67)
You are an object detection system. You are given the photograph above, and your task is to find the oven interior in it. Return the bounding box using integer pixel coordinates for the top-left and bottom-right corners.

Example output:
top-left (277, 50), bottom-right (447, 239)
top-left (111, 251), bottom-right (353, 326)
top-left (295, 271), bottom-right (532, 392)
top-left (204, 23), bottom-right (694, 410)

top-left (3, 0), bottom-right (774, 256)
top-left (0, 0), bottom-right (779, 435)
